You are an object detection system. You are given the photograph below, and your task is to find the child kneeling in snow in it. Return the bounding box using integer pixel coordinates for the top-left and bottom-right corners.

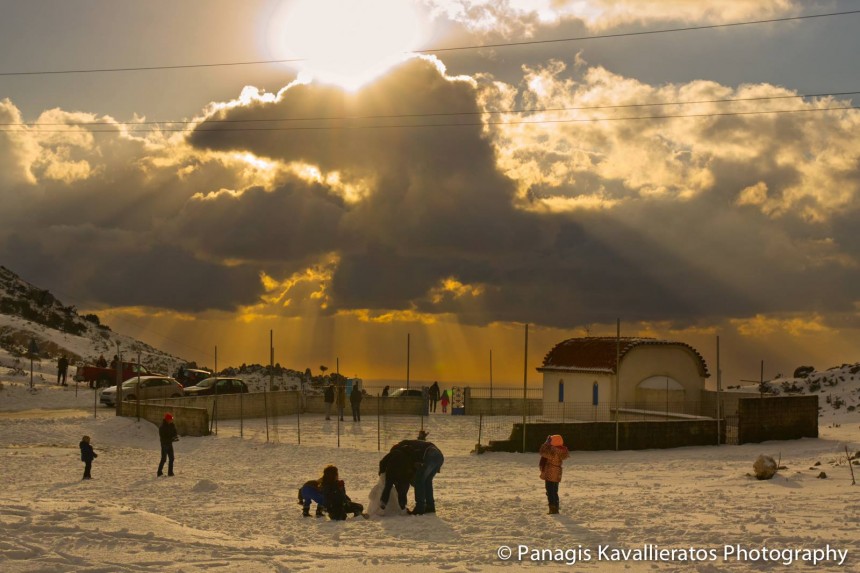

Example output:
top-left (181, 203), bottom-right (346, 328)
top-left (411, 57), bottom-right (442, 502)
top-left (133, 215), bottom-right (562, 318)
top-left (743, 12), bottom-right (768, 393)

top-left (320, 465), bottom-right (366, 520)
top-left (298, 479), bottom-right (326, 517)
top-left (539, 434), bottom-right (569, 515)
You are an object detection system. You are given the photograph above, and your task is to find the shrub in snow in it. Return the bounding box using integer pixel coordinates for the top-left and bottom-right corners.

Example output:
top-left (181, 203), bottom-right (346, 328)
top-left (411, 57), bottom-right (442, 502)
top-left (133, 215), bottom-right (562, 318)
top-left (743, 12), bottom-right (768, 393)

top-left (780, 380), bottom-right (803, 394)
top-left (793, 366), bottom-right (815, 378)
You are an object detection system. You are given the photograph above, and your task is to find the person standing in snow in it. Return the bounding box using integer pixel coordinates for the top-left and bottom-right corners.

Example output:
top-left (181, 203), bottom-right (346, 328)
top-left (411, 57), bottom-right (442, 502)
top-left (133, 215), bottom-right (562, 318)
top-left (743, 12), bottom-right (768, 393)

top-left (539, 434), bottom-right (570, 515)
top-left (349, 385), bottom-right (363, 421)
top-left (428, 382), bottom-right (440, 413)
top-left (323, 383), bottom-right (335, 420)
top-left (440, 389), bottom-right (450, 413)
top-left (157, 413), bottom-right (179, 477)
top-left (57, 355), bottom-right (69, 386)
top-left (79, 435), bottom-right (97, 480)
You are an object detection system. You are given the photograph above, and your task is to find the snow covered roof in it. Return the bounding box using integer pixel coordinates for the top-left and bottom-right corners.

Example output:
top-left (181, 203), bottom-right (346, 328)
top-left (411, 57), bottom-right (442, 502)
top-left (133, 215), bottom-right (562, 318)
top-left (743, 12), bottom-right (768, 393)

top-left (537, 336), bottom-right (710, 378)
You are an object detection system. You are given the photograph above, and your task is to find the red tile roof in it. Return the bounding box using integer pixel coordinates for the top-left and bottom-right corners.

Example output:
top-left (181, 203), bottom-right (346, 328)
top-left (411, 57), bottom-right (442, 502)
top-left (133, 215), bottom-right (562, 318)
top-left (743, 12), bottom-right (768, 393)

top-left (537, 337), bottom-right (710, 377)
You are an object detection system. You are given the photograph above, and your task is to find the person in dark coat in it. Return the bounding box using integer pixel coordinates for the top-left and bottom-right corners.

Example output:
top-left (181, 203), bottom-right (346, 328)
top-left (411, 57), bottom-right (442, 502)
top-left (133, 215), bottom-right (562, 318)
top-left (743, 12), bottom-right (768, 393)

top-left (381, 385), bottom-right (390, 397)
top-left (350, 386), bottom-right (363, 421)
top-left (79, 435), bottom-right (97, 479)
top-left (95, 354), bottom-right (108, 368)
top-left (378, 444), bottom-right (414, 511)
top-left (323, 384), bottom-right (335, 420)
top-left (57, 355), bottom-right (69, 386)
top-left (319, 465), bottom-right (364, 520)
top-left (157, 412), bottom-right (179, 477)
top-left (396, 434), bottom-right (444, 515)
top-left (428, 382), bottom-right (440, 412)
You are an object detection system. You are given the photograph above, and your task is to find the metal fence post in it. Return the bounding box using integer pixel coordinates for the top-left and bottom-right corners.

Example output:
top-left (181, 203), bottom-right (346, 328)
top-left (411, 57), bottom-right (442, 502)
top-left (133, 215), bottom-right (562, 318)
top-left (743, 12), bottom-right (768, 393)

top-left (240, 391), bottom-right (244, 439)
top-left (297, 391), bottom-right (302, 446)
top-left (264, 389), bottom-right (269, 443)
top-left (377, 394), bottom-right (381, 452)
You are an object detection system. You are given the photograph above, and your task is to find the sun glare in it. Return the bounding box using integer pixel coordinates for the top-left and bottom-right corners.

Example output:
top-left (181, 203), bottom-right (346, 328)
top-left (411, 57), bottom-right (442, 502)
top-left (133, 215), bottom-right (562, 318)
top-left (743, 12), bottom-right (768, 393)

top-left (271, 0), bottom-right (425, 91)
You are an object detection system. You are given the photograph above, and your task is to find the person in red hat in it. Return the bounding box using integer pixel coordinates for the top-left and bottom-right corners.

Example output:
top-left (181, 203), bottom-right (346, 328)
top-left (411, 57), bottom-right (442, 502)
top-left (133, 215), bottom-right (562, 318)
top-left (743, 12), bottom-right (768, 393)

top-left (157, 412), bottom-right (179, 477)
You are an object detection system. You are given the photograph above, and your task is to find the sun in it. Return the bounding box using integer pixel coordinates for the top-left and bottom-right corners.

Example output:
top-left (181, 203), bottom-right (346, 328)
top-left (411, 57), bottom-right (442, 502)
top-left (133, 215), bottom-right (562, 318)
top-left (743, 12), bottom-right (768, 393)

top-left (270, 0), bottom-right (426, 91)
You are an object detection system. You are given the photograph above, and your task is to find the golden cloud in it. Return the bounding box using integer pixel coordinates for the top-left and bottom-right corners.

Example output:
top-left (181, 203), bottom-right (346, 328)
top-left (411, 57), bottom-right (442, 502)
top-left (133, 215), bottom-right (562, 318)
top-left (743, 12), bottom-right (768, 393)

top-left (730, 314), bottom-right (830, 337)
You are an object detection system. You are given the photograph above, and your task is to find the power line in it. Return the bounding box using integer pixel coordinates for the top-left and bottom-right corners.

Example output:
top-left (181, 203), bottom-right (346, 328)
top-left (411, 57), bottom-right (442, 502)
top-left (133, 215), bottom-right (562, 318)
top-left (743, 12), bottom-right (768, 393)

top-left (1, 105), bottom-right (857, 134)
top-left (0, 57), bottom-right (303, 77)
top-left (3, 90), bottom-right (859, 128)
top-left (418, 10), bottom-right (860, 53)
top-left (0, 10), bottom-right (856, 77)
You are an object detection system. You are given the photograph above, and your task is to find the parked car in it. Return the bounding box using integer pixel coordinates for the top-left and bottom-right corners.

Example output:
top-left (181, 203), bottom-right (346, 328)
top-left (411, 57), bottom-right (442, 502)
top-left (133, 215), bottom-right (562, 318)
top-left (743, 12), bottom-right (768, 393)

top-left (183, 377), bottom-right (249, 397)
top-left (101, 376), bottom-right (184, 407)
top-left (387, 388), bottom-right (424, 398)
top-left (175, 368), bottom-right (213, 388)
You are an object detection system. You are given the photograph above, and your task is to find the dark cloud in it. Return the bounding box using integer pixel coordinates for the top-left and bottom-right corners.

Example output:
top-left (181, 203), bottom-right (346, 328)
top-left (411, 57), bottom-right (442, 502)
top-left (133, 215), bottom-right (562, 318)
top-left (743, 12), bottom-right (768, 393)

top-left (2, 54), bottom-right (858, 331)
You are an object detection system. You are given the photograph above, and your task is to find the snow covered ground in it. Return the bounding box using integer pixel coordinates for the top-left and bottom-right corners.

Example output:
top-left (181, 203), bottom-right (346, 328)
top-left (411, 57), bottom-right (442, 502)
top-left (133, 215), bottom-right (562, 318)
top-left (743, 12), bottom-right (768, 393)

top-left (2, 371), bottom-right (859, 572)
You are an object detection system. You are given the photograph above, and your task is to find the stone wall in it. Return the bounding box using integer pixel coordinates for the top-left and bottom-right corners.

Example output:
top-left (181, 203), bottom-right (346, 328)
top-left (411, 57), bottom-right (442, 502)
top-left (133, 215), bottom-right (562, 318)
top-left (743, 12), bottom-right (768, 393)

top-left (303, 394), bottom-right (425, 416)
top-left (465, 397), bottom-right (544, 416)
top-left (737, 395), bottom-right (818, 444)
top-left (120, 402), bottom-right (209, 437)
top-left (489, 420), bottom-right (720, 452)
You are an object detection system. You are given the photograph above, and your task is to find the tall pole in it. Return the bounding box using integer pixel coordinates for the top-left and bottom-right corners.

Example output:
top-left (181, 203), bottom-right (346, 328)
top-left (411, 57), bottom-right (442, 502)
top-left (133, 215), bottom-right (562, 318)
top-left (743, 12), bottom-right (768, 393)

top-left (215, 345), bottom-right (218, 376)
top-left (115, 341), bottom-right (122, 417)
top-left (489, 349), bottom-right (494, 416)
top-left (406, 333), bottom-right (411, 390)
top-left (269, 330), bottom-right (274, 391)
top-left (522, 323), bottom-right (528, 453)
top-left (615, 319), bottom-right (620, 451)
top-left (716, 335), bottom-right (721, 445)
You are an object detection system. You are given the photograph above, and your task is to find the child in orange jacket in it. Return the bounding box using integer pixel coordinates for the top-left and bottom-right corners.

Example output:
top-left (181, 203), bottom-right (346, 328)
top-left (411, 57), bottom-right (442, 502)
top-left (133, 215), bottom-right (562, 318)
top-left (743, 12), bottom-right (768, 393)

top-left (539, 434), bottom-right (569, 514)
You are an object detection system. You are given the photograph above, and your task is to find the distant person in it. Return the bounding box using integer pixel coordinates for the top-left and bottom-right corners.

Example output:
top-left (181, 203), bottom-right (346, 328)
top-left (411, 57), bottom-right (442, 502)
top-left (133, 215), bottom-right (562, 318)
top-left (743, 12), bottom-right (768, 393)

top-left (157, 413), bottom-right (179, 477)
top-left (429, 381), bottom-right (440, 412)
top-left (57, 355), bottom-right (69, 386)
top-left (324, 383), bottom-right (335, 420)
top-left (539, 434), bottom-right (570, 515)
top-left (350, 384), bottom-right (363, 422)
top-left (381, 385), bottom-right (390, 397)
top-left (109, 355), bottom-right (118, 370)
top-left (336, 384), bottom-right (346, 421)
top-left (320, 465), bottom-right (365, 520)
top-left (79, 435), bottom-right (97, 480)
top-left (440, 389), bottom-right (450, 414)
top-left (95, 354), bottom-right (107, 368)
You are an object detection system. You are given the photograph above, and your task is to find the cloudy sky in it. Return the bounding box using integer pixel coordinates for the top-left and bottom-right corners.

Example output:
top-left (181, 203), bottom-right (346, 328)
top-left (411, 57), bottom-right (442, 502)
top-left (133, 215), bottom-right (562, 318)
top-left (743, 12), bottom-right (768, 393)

top-left (1, 0), bottom-right (859, 387)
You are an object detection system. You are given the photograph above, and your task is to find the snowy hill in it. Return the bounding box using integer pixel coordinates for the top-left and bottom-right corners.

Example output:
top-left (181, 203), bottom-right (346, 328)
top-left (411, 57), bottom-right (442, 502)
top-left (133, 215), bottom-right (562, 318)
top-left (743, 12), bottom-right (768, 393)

top-left (728, 363), bottom-right (860, 424)
top-left (0, 265), bottom-right (184, 377)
